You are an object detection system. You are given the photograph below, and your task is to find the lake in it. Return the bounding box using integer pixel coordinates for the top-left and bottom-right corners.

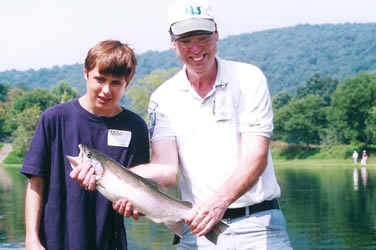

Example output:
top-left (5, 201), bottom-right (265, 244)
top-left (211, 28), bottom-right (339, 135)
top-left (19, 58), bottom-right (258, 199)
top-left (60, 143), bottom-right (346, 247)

top-left (0, 162), bottom-right (375, 249)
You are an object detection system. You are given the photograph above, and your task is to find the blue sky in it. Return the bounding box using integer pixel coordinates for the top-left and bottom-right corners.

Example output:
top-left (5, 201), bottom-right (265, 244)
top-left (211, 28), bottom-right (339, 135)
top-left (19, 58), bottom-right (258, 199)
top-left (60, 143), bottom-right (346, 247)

top-left (0, 0), bottom-right (375, 72)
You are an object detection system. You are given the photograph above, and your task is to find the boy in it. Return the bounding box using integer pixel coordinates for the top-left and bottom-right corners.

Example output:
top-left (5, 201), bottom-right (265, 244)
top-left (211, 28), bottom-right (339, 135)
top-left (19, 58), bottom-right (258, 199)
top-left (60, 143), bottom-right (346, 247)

top-left (21, 40), bottom-right (149, 250)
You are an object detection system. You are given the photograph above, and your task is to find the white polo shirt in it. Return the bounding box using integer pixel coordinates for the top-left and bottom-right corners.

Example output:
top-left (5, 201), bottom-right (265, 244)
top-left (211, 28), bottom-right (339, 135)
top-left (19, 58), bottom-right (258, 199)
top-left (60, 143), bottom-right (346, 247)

top-left (148, 57), bottom-right (280, 208)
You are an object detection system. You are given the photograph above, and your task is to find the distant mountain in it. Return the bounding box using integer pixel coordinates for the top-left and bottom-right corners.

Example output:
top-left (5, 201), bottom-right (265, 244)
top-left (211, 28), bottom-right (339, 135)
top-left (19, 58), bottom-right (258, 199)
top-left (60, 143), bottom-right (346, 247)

top-left (1, 23), bottom-right (375, 96)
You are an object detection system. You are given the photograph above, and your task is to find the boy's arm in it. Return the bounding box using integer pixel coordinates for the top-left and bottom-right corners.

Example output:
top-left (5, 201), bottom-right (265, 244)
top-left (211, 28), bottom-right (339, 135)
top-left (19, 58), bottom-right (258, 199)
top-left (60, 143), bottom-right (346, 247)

top-left (25, 176), bottom-right (45, 250)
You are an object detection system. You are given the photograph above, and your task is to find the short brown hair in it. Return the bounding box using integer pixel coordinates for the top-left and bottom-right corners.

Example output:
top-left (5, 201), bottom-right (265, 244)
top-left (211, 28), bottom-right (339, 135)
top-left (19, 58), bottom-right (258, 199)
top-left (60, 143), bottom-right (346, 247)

top-left (84, 40), bottom-right (137, 83)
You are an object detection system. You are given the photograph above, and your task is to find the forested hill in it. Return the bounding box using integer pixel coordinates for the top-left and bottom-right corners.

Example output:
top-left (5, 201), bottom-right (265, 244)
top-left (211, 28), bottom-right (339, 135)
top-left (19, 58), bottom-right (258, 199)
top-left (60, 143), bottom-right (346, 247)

top-left (1, 23), bottom-right (375, 96)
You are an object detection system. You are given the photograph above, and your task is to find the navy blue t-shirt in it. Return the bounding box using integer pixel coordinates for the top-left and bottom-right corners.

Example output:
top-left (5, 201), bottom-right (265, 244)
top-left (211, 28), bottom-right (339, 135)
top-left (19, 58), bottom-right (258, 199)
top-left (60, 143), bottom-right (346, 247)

top-left (21, 98), bottom-right (150, 250)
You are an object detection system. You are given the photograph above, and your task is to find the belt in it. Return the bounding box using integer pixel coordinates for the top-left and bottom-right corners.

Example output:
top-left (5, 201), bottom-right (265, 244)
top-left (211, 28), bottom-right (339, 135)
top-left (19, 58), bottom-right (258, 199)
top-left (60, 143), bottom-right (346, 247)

top-left (222, 199), bottom-right (280, 220)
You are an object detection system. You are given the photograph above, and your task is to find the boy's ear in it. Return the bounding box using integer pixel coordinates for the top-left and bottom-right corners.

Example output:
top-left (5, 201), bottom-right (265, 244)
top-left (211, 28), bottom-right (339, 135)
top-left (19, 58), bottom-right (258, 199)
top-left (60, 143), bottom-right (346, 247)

top-left (83, 68), bottom-right (88, 80)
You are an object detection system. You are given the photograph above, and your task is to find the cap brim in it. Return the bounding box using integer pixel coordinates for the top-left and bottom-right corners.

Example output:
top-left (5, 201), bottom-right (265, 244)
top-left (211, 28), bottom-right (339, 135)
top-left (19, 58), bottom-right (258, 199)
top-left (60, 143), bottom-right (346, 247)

top-left (171, 18), bottom-right (215, 36)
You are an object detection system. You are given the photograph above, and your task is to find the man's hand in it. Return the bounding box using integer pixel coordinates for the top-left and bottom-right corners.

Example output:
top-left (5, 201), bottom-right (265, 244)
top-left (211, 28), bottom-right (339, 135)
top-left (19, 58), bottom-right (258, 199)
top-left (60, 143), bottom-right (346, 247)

top-left (112, 199), bottom-right (140, 220)
top-left (185, 195), bottom-right (227, 237)
top-left (69, 161), bottom-right (96, 191)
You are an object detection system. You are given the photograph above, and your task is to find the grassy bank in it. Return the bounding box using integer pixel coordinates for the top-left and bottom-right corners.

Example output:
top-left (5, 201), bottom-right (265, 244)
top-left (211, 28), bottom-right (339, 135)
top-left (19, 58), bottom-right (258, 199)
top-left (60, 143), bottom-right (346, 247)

top-left (271, 141), bottom-right (375, 163)
top-left (3, 151), bottom-right (24, 164)
top-left (2, 141), bottom-right (376, 166)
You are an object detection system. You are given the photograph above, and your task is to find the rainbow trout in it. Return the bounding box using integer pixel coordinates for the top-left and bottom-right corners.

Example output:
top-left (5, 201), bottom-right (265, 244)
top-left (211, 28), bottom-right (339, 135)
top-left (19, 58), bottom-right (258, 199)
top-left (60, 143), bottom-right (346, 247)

top-left (66, 144), bottom-right (228, 245)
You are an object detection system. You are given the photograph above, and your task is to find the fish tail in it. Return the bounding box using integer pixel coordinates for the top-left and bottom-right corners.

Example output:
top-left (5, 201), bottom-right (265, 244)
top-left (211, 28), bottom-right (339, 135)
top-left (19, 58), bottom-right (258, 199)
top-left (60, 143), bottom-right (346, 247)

top-left (204, 220), bottom-right (229, 245)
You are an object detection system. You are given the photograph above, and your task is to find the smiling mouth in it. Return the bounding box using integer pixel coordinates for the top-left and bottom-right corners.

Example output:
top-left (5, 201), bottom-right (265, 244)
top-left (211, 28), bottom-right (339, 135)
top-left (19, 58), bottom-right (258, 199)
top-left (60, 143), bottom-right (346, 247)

top-left (192, 54), bottom-right (204, 61)
top-left (98, 96), bottom-right (111, 103)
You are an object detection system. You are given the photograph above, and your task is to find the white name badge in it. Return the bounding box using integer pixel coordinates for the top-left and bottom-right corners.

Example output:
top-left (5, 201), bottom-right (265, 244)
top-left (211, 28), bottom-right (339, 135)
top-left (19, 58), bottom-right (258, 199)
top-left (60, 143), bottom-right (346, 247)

top-left (107, 129), bottom-right (132, 147)
top-left (214, 90), bottom-right (232, 121)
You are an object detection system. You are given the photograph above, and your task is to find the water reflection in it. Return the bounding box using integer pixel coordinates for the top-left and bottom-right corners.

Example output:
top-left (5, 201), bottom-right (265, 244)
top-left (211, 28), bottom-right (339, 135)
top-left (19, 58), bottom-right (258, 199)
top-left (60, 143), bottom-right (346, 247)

top-left (360, 167), bottom-right (368, 189)
top-left (0, 168), bottom-right (11, 192)
top-left (0, 166), bottom-right (28, 249)
top-left (0, 164), bottom-right (376, 249)
top-left (353, 167), bottom-right (369, 191)
top-left (353, 167), bottom-right (359, 190)
top-left (275, 164), bottom-right (376, 249)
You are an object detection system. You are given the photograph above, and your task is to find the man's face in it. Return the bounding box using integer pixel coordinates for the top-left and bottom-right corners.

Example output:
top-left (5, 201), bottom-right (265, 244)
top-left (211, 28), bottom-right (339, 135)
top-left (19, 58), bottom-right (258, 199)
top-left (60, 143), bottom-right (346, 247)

top-left (84, 66), bottom-right (127, 116)
top-left (172, 31), bottom-right (218, 75)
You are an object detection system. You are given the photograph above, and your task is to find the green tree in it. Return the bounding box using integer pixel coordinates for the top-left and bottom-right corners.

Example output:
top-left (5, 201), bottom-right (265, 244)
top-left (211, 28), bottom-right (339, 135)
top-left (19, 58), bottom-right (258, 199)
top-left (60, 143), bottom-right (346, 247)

top-left (0, 83), bottom-right (11, 102)
top-left (2, 88), bottom-right (25, 136)
top-left (12, 106), bottom-right (42, 157)
top-left (0, 103), bottom-right (6, 138)
top-left (328, 73), bottom-right (376, 144)
top-left (126, 68), bottom-right (180, 120)
top-left (365, 106), bottom-right (376, 145)
top-left (273, 95), bottom-right (327, 147)
top-left (296, 73), bottom-right (339, 105)
top-left (52, 81), bottom-right (79, 103)
top-left (11, 88), bottom-right (59, 114)
top-left (15, 82), bottom-right (30, 92)
top-left (272, 91), bottom-right (292, 110)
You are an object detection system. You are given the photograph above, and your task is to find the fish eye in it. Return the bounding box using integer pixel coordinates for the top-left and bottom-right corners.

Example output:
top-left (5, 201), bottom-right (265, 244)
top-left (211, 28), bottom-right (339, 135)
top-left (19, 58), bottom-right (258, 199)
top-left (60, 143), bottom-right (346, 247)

top-left (86, 152), bottom-right (92, 158)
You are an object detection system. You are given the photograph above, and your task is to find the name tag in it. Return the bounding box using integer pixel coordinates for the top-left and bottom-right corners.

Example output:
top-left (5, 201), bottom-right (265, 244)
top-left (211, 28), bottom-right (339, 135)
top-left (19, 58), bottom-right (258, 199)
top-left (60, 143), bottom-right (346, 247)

top-left (214, 90), bottom-right (232, 121)
top-left (107, 129), bottom-right (131, 147)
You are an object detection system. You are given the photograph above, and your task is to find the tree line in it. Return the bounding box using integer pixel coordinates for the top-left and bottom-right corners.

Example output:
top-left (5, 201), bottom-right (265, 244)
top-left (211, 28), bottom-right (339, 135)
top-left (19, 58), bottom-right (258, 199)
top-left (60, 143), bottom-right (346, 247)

top-left (272, 72), bottom-right (376, 148)
top-left (1, 69), bottom-right (375, 159)
top-left (0, 81), bottom-right (79, 157)
top-left (1, 23), bottom-right (376, 98)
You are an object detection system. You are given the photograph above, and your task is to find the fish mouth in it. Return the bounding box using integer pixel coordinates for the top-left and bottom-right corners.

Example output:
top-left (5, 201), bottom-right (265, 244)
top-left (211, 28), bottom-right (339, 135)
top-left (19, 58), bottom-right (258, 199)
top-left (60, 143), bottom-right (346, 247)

top-left (66, 155), bottom-right (80, 168)
top-left (66, 144), bottom-right (85, 168)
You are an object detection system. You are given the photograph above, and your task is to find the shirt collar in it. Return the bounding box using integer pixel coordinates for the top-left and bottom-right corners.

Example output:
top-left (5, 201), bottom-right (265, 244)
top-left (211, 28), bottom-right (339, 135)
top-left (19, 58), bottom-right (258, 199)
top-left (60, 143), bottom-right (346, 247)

top-left (176, 56), bottom-right (229, 91)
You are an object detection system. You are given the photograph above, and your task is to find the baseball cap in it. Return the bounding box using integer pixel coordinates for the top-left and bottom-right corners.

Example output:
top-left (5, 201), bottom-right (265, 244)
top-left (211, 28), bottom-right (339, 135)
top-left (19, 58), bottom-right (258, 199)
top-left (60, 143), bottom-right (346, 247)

top-left (168, 0), bottom-right (216, 36)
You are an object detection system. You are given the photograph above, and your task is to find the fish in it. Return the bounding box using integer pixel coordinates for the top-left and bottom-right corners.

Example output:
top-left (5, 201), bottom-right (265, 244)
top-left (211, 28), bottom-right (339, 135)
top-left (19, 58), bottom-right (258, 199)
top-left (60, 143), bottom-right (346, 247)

top-left (66, 144), bottom-right (229, 245)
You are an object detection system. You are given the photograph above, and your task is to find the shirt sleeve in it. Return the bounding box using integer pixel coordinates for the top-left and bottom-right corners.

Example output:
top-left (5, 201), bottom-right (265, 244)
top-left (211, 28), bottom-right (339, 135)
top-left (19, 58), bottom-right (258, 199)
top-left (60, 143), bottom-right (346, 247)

top-left (20, 112), bottom-right (52, 178)
top-left (148, 99), bottom-right (176, 143)
top-left (237, 66), bottom-right (274, 137)
top-left (129, 118), bottom-right (150, 167)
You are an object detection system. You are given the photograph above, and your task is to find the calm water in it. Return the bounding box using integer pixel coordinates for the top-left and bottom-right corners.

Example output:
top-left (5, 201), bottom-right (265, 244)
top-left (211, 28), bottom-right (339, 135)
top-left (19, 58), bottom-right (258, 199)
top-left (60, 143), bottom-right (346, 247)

top-left (0, 163), bottom-right (375, 249)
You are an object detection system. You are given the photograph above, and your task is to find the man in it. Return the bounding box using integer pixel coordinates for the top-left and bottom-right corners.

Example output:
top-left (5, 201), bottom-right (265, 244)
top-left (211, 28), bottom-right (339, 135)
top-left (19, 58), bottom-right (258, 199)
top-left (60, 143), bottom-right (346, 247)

top-left (147, 0), bottom-right (292, 248)
top-left (361, 150), bottom-right (368, 165)
top-left (74, 0), bottom-right (292, 249)
top-left (21, 40), bottom-right (150, 250)
top-left (352, 150), bottom-right (359, 164)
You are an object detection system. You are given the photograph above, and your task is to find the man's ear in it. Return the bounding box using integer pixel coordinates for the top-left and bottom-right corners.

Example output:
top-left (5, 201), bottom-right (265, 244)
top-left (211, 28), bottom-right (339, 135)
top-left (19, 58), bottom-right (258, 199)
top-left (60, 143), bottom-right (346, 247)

top-left (170, 34), bottom-right (177, 50)
top-left (214, 28), bottom-right (219, 42)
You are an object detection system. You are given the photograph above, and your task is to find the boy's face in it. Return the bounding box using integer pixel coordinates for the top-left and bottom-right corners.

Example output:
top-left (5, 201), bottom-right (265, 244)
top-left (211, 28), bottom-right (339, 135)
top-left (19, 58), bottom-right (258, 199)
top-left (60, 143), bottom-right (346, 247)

top-left (83, 66), bottom-right (128, 116)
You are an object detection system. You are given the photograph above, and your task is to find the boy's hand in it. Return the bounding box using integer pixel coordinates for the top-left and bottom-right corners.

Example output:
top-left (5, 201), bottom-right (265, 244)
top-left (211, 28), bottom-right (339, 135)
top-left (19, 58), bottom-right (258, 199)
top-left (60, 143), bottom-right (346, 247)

top-left (70, 161), bottom-right (96, 191)
top-left (113, 199), bottom-right (140, 220)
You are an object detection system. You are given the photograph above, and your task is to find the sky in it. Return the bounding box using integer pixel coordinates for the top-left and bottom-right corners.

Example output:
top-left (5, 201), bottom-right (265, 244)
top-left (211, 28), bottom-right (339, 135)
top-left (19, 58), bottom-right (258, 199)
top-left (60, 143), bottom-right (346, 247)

top-left (0, 0), bottom-right (375, 72)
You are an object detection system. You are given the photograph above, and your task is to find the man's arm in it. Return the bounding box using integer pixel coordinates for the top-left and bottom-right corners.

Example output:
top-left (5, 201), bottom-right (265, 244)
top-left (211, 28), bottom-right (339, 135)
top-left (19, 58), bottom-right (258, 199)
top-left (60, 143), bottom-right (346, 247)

top-left (185, 135), bottom-right (270, 236)
top-left (112, 139), bottom-right (180, 217)
top-left (25, 176), bottom-right (45, 250)
top-left (131, 139), bottom-right (179, 186)
top-left (70, 139), bottom-right (179, 188)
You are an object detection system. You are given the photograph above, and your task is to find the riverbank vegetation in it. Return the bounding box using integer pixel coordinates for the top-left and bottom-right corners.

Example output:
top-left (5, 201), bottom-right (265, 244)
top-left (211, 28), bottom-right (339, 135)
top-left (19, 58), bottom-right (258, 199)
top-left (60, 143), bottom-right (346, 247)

top-left (0, 70), bottom-right (375, 165)
top-left (1, 24), bottom-right (375, 164)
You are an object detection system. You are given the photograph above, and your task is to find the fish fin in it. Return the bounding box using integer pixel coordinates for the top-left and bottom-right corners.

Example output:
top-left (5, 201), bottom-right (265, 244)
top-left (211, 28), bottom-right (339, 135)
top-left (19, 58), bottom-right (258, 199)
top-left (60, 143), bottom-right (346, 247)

top-left (204, 220), bottom-right (229, 245)
top-left (145, 178), bottom-right (165, 190)
top-left (165, 221), bottom-right (184, 238)
top-left (182, 201), bottom-right (193, 208)
top-left (172, 234), bottom-right (181, 245)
